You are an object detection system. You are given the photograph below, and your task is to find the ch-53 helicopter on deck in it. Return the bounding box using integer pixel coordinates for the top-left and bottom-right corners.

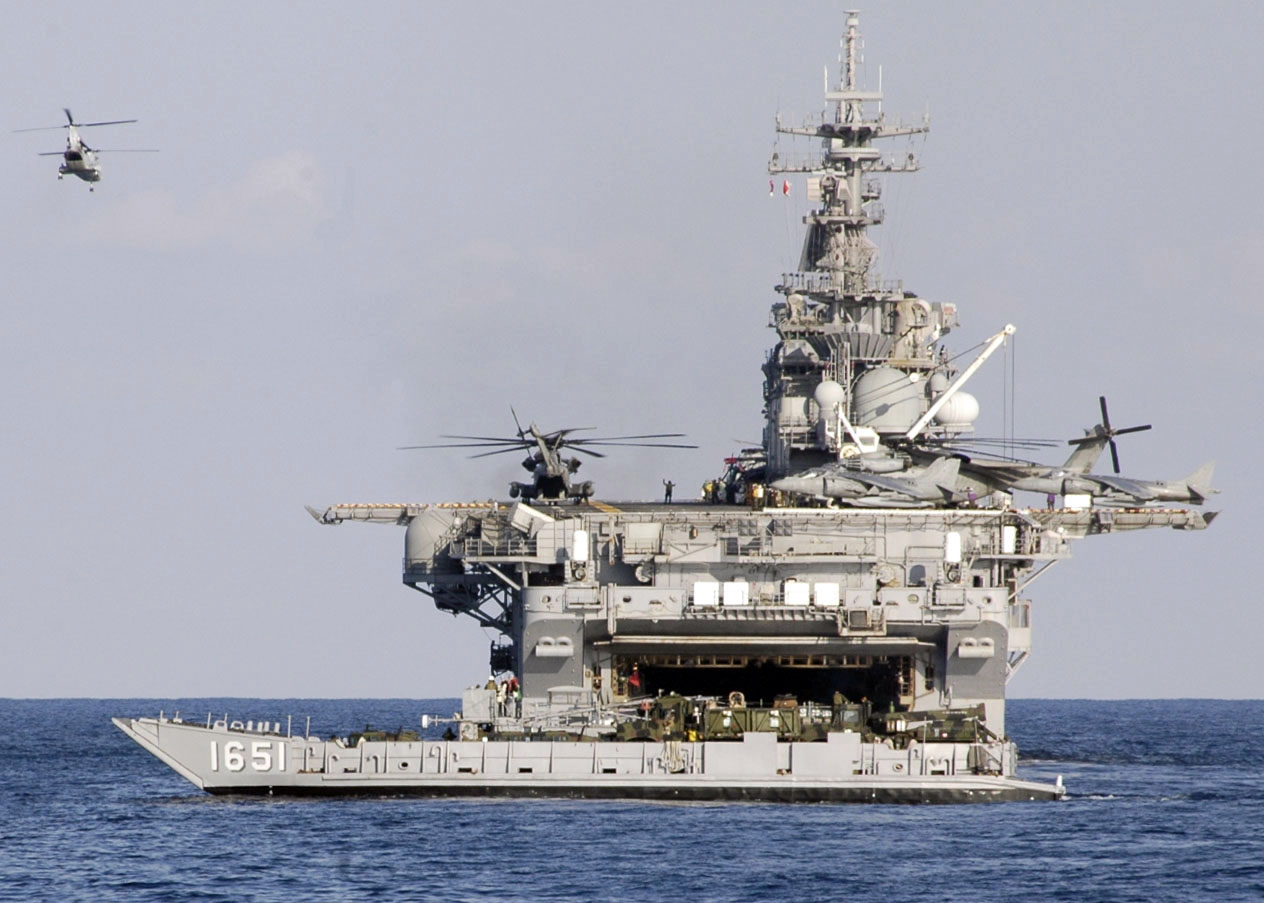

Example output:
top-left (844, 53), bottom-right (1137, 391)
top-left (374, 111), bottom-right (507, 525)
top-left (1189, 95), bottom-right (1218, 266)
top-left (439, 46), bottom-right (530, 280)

top-left (401, 413), bottom-right (697, 502)
top-left (13, 109), bottom-right (156, 190)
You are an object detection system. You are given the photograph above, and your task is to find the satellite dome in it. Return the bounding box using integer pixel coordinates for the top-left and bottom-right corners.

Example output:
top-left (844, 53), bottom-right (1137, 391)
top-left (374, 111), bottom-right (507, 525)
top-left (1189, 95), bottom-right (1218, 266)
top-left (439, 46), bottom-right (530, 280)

top-left (934, 391), bottom-right (980, 429)
top-left (813, 380), bottom-right (846, 415)
top-left (853, 367), bottom-right (923, 434)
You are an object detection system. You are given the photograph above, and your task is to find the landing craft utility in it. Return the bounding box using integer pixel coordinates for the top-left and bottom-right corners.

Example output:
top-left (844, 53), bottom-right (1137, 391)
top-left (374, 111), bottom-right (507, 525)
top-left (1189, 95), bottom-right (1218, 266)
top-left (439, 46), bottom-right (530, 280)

top-left (115, 13), bottom-right (1216, 802)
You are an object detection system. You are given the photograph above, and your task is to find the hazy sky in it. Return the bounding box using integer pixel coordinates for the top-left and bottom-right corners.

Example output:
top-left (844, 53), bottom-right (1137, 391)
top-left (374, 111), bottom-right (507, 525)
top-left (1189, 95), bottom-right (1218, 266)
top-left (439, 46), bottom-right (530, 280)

top-left (2, 1), bottom-right (1259, 699)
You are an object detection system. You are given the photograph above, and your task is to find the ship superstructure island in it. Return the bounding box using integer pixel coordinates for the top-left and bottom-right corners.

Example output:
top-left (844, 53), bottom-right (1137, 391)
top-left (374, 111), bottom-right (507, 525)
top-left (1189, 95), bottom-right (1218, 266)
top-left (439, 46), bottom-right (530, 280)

top-left (115, 13), bottom-right (1216, 802)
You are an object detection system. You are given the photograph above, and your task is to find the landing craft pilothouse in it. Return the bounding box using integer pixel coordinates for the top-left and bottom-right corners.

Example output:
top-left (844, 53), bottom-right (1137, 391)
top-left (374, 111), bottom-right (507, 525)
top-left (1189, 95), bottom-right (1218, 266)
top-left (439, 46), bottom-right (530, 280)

top-left (114, 12), bottom-right (1217, 803)
top-left (13, 108), bottom-right (157, 190)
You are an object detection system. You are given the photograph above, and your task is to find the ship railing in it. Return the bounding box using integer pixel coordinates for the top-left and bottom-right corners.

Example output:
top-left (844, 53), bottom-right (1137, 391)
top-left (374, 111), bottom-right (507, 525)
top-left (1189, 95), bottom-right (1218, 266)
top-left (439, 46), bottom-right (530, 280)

top-left (777, 271), bottom-right (904, 296)
top-left (451, 535), bottom-right (537, 558)
top-left (685, 586), bottom-right (883, 618)
top-left (177, 711), bottom-right (318, 740)
top-left (518, 697), bottom-right (651, 733)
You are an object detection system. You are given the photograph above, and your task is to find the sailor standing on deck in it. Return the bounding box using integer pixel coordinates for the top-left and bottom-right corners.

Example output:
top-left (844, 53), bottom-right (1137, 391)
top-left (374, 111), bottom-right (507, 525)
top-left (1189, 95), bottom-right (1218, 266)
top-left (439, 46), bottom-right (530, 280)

top-left (663, 479), bottom-right (675, 503)
top-left (507, 675), bottom-right (521, 718)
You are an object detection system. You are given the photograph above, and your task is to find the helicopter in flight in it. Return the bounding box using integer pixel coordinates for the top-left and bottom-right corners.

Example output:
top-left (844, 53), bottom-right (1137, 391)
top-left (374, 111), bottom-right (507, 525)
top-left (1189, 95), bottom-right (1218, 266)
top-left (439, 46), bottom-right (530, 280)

top-left (401, 412), bottom-right (697, 502)
top-left (13, 109), bottom-right (156, 190)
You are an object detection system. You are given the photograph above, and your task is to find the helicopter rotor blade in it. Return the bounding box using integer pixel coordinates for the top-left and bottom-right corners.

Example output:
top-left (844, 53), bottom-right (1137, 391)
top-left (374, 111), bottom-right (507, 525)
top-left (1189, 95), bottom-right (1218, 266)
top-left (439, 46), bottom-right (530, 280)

top-left (575, 441), bottom-right (699, 449)
top-left (398, 440), bottom-right (527, 450)
top-left (511, 407), bottom-right (525, 439)
top-left (468, 446), bottom-right (532, 459)
top-left (435, 434), bottom-right (526, 443)
top-left (570, 447), bottom-right (606, 459)
top-left (16, 113), bottom-right (139, 133)
top-left (93, 148), bottom-right (160, 153)
top-left (541, 427), bottom-right (595, 439)
top-left (570, 433), bottom-right (689, 443)
top-left (1066, 395), bottom-right (1151, 476)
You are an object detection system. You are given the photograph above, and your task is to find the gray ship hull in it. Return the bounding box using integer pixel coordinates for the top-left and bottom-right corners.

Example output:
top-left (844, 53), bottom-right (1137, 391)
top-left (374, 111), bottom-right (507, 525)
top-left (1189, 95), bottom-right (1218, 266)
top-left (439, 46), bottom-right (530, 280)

top-left (113, 716), bottom-right (1063, 804)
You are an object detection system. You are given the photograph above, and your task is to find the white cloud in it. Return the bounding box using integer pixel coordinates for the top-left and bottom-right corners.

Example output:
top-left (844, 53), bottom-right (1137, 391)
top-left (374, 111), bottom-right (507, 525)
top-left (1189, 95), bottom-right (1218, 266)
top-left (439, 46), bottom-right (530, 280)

top-left (80, 151), bottom-right (330, 251)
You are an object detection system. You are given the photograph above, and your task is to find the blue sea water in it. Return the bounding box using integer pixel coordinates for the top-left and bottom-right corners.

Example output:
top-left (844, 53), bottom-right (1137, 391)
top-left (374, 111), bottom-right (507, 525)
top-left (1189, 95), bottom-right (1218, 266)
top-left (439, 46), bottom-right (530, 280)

top-left (1, 699), bottom-right (1262, 902)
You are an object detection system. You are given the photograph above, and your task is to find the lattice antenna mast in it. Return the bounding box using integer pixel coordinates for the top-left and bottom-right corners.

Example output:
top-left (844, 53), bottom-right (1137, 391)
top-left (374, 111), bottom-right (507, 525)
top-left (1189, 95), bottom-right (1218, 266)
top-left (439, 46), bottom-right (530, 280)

top-left (839, 9), bottom-right (859, 125)
top-left (771, 10), bottom-right (928, 296)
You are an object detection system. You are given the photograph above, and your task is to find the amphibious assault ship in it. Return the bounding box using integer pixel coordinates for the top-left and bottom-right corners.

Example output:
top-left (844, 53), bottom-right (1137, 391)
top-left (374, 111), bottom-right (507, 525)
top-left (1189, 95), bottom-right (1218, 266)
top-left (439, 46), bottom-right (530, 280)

top-left (115, 13), bottom-right (1216, 802)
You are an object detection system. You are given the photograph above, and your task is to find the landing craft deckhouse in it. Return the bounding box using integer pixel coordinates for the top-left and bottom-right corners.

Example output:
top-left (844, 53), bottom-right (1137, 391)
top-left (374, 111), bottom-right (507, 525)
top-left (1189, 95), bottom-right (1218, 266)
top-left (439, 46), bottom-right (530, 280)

top-left (115, 12), bottom-right (1216, 802)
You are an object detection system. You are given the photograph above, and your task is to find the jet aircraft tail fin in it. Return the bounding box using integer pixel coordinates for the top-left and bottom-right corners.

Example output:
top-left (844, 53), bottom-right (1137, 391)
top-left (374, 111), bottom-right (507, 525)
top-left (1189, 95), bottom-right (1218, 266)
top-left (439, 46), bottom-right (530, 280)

top-left (1184, 461), bottom-right (1217, 501)
top-left (914, 456), bottom-right (961, 494)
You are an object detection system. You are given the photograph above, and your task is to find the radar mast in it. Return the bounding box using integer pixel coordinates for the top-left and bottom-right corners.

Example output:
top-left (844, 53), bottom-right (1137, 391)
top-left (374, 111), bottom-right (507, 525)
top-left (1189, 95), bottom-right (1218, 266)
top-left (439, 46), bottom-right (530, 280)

top-left (764, 10), bottom-right (958, 478)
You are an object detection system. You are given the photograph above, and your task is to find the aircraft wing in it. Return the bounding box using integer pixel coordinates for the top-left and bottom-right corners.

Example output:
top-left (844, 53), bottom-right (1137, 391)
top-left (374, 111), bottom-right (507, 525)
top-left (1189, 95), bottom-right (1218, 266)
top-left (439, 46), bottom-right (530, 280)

top-left (843, 471), bottom-right (918, 497)
top-left (952, 456), bottom-right (1044, 484)
top-left (1090, 475), bottom-right (1158, 501)
top-left (846, 496), bottom-right (933, 508)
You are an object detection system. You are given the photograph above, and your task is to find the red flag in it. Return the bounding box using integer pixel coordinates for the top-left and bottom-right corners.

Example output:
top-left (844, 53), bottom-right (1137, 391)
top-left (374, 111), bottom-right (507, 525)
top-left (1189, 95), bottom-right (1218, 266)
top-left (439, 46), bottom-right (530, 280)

top-left (783, 179), bottom-right (791, 196)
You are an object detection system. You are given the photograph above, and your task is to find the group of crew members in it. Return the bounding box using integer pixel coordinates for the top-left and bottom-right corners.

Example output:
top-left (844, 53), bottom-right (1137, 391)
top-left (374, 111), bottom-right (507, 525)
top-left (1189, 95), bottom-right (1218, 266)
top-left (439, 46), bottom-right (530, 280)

top-left (484, 674), bottom-right (522, 718)
top-left (698, 479), bottom-right (782, 508)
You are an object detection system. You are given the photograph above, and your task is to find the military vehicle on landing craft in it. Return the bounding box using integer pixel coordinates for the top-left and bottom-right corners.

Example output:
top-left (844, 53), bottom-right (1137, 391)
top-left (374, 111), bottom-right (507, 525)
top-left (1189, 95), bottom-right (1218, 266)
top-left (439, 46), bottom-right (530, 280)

top-left (115, 12), bottom-right (1216, 802)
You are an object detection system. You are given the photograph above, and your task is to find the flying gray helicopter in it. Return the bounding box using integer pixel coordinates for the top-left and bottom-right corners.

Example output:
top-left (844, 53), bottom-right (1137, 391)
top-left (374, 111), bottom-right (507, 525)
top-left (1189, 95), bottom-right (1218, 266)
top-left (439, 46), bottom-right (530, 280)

top-left (401, 412), bottom-right (696, 502)
top-left (13, 109), bottom-right (157, 190)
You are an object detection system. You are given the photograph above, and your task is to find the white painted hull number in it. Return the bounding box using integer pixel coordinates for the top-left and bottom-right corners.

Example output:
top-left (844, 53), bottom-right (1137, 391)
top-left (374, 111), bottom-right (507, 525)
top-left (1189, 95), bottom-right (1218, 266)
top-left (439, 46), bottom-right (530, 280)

top-left (210, 740), bottom-right (286, 773)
